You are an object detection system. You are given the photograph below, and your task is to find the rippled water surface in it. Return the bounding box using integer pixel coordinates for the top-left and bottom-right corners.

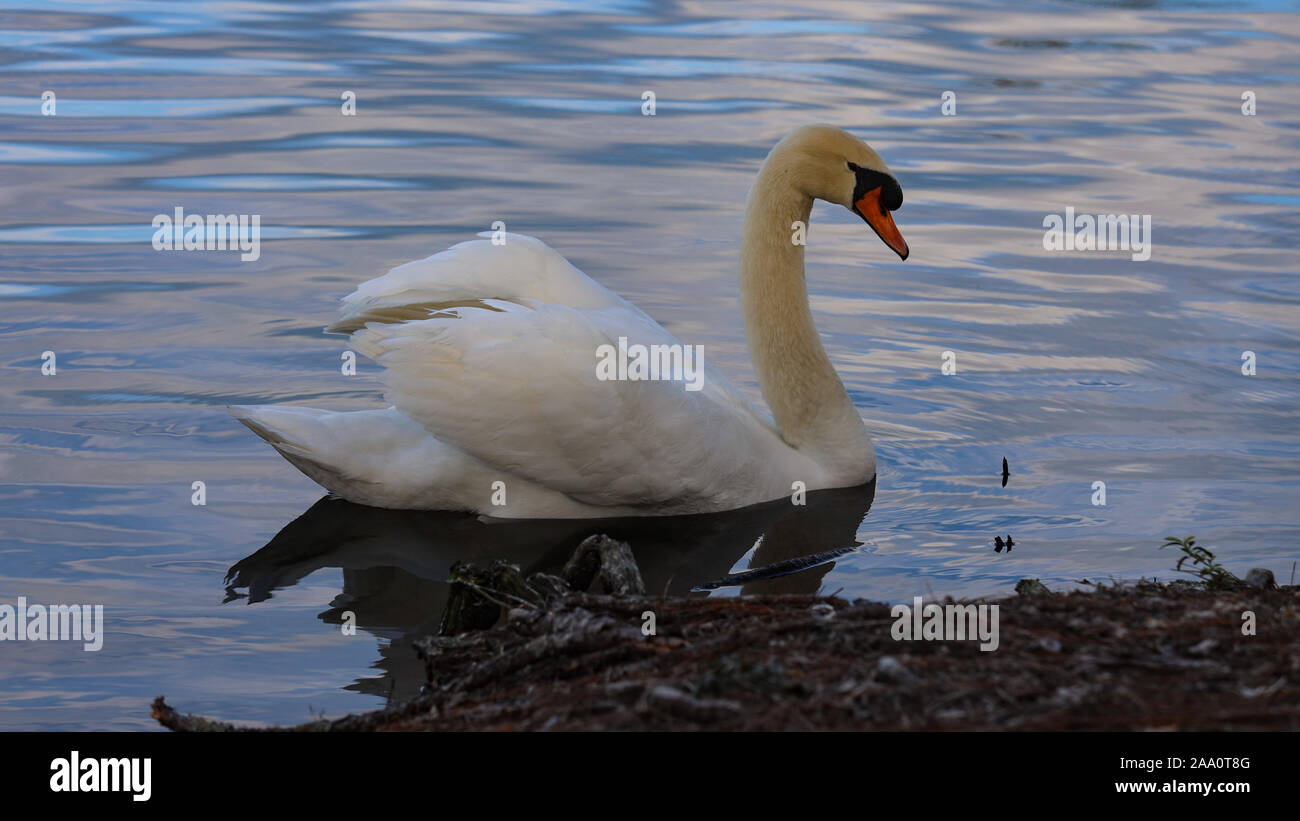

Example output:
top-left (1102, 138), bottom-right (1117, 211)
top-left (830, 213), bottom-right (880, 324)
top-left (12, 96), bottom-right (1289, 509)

top-left (1, 0), bottom-right (1298, 729)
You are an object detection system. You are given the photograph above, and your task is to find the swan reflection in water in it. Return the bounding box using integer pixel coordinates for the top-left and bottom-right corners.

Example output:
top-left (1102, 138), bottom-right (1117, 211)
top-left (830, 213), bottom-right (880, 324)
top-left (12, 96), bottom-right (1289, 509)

top-left (224, 480), bottom-right (874, 703)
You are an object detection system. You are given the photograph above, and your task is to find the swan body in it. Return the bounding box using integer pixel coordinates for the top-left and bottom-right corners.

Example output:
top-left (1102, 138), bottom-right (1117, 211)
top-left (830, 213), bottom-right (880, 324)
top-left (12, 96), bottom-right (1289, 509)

top-left (233, 125), bottom-right (908, 518)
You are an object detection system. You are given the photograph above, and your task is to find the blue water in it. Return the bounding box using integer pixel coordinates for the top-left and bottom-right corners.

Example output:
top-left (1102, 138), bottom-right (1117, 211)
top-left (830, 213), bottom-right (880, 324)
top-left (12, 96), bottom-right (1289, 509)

top-left (0, 0), bottom-right (1297, 729)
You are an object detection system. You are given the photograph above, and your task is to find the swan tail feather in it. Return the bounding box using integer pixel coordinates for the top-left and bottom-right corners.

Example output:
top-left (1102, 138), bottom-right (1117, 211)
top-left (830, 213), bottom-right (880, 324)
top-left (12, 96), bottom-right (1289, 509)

top-left (229, 405), bottom-right (327, 459)
top-left (228, 404), bottom-right (495, 511)
top-left (228, 405), bottom-right (375, 496)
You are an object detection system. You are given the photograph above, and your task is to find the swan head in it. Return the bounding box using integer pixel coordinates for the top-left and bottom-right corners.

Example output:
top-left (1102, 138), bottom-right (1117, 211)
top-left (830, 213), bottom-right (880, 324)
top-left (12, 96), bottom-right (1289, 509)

top-left (775, 124), bottom-right (909, 260)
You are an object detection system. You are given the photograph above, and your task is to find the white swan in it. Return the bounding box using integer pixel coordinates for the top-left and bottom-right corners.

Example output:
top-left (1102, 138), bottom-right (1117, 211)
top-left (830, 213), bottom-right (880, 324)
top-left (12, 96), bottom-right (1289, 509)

top-left (232, 125), bottom-right (908, 518)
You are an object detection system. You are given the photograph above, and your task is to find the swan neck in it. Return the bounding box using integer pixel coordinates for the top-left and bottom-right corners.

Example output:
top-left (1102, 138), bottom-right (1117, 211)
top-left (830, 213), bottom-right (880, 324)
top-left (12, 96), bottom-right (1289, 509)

top-left (738, 162), bottom-right (868, 464)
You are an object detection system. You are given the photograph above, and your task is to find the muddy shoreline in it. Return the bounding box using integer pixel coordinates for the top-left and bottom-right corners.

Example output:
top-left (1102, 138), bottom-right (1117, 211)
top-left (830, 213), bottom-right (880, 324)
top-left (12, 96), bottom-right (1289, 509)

top-left (154, 540), bottom-right (1299, 731)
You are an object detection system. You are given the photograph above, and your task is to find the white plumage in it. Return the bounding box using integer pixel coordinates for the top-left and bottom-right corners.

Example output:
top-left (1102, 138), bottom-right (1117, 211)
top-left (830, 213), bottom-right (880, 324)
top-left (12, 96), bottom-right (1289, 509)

top-left (233, 125), bottom-right (908, 518)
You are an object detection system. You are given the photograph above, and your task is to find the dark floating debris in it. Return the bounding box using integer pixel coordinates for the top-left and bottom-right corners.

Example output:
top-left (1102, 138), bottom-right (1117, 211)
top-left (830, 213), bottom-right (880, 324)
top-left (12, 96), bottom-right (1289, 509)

top-left (1015, 578), bottom-right (1051, 596)
top-left (439, 534), bottom-right (646, 636)
top-left (439, 559), bottom-right (542, 636)
top-left (1244, 567), bottom-right (1276, 590)
top-left (562, 533), bottom-right (646, 596)
top-left (691, 545), bottom-right (858, 592)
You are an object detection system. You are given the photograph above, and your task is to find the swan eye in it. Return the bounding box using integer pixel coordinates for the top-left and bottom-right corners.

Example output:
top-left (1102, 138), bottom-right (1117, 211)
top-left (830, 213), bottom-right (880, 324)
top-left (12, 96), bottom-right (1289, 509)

top-left (850, 165), bottom-right (904, 212)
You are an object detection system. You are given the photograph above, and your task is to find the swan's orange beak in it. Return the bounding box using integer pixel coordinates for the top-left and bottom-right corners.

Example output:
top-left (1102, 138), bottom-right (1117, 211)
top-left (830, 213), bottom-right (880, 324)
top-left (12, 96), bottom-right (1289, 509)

top-left (854, 187), bottom-right (908, 260)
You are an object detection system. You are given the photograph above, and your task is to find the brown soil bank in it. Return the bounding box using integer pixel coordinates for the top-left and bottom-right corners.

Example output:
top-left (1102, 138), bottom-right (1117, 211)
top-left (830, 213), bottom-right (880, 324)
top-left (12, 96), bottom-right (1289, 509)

top-left (154, 554), bottom-right (1300, 731)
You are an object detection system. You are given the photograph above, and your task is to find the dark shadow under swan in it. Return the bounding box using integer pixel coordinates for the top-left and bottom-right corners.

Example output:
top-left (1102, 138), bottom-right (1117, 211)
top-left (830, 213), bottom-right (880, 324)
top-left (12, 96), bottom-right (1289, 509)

top-left (224, 481), bottom-right (875, 702)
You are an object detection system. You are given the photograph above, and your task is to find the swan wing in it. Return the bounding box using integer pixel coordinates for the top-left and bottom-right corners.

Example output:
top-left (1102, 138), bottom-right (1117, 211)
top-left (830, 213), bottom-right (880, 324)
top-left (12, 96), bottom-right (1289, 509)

top-left (349, 297), bottom-right (791, 511)
top-left (327, 233), bottom-right (622, 334)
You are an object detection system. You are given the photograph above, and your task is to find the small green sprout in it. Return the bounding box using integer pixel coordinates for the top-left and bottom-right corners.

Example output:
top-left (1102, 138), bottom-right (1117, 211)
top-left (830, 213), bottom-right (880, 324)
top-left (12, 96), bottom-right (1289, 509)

top-left (1160, 535), bottom-right (1237, 590)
